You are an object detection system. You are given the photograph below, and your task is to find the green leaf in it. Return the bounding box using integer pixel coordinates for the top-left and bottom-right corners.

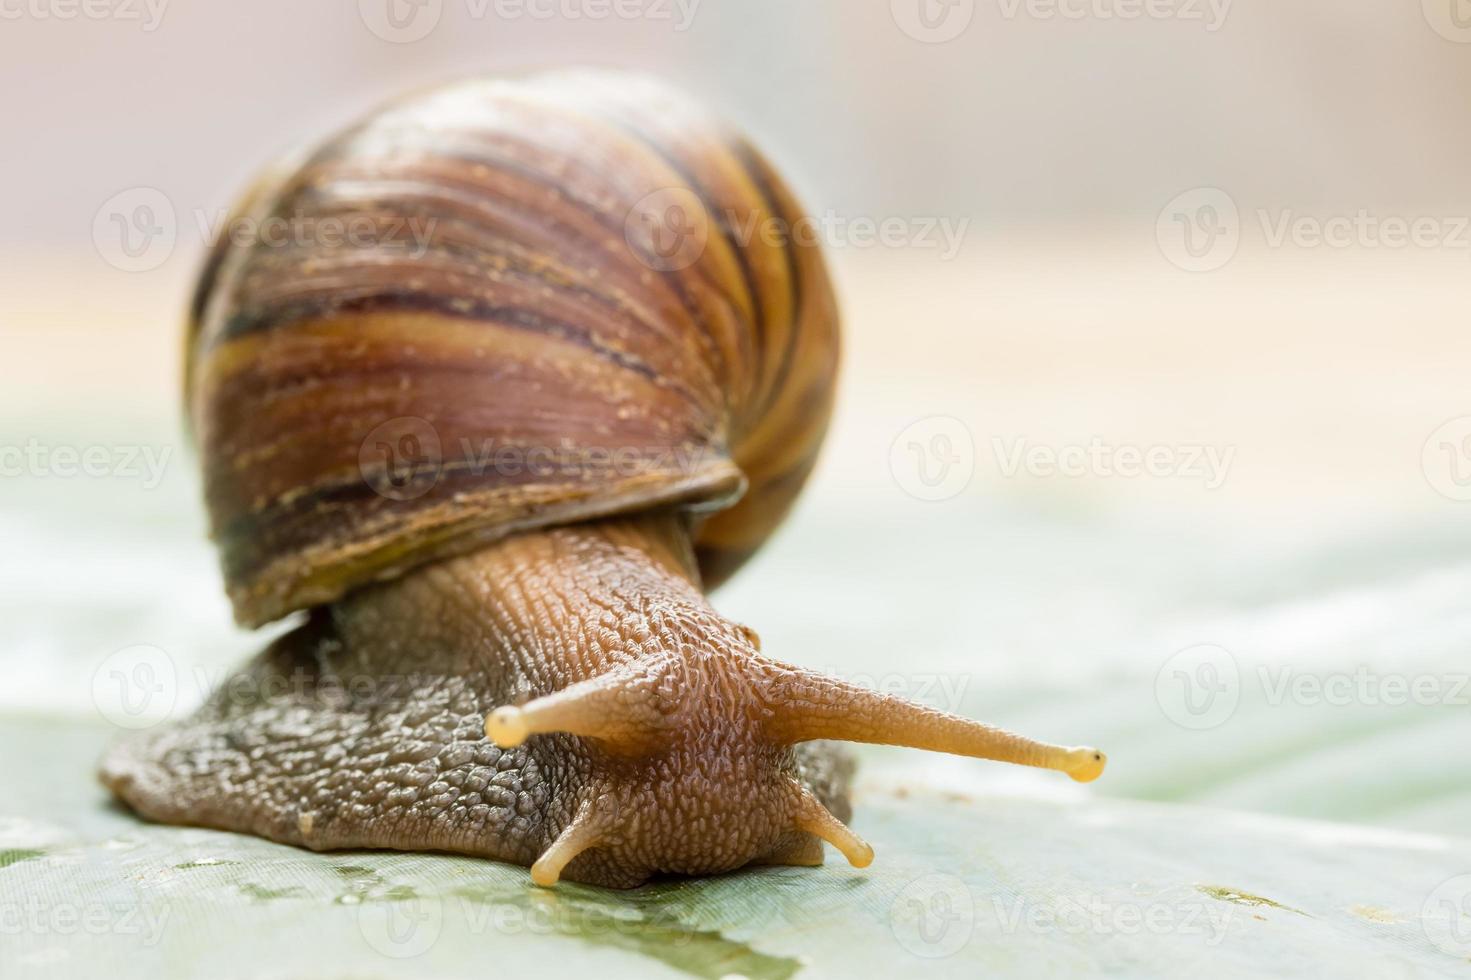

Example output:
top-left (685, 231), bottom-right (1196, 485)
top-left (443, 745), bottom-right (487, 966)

top-left (1, 715), bottom-right (1467, 979)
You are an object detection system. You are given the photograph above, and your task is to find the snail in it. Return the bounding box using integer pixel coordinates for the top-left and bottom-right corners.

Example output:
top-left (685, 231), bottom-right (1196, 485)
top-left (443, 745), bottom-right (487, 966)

top-left (99, 71), bottom-right (1106, 889)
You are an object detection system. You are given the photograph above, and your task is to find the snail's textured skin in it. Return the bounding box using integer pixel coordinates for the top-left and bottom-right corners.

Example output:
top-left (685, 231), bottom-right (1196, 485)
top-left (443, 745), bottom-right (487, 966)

top-left (102, 71), bottom-right (1105, 889)
top-left (102, 517), bottom-right (853, 887)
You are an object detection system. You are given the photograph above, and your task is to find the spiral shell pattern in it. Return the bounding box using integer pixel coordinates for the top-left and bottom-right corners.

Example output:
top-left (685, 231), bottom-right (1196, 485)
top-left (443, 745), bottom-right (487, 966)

top-left (187, 71), bottom-right (840, 626)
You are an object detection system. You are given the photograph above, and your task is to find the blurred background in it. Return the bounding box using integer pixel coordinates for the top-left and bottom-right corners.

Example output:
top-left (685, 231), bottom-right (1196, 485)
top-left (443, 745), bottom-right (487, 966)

top-left (5, 0), bottom-right (1471, 841)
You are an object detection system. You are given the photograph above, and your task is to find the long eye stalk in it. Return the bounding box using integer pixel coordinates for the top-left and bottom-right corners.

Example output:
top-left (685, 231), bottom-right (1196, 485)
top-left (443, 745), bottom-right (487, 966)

top-left (485, 654), bottom-right (1105, 886)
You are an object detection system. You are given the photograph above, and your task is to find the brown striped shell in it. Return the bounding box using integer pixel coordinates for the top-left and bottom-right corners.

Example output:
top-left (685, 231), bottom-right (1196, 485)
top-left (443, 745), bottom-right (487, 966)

top-left (188, 71), bottom-right (840, 627)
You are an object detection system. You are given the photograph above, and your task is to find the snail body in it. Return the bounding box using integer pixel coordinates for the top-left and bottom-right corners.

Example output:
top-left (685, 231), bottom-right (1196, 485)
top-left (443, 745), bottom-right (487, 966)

top-left (101, 71), bottom-right (1104, 888)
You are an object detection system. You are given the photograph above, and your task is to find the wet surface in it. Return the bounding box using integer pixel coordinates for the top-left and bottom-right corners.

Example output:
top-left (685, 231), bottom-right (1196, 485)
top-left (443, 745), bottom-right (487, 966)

top-left (3, 715), bottom-right (1470, 978)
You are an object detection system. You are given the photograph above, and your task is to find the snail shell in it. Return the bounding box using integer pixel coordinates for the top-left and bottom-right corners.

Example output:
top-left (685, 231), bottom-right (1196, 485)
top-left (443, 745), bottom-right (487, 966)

top-left (190, 71), bottom-right (839, 627)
